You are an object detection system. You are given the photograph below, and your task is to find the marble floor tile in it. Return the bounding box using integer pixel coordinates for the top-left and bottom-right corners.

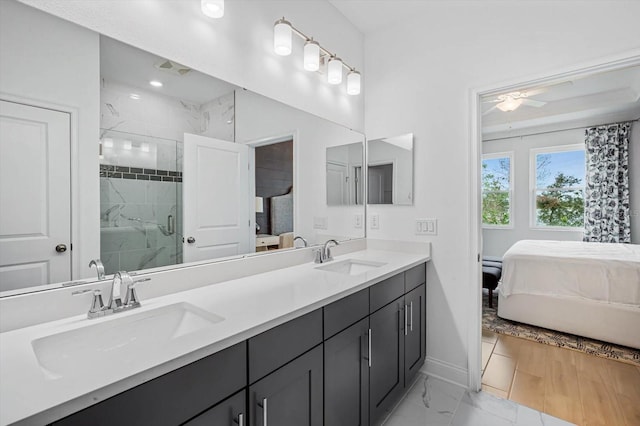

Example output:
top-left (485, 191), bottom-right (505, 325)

top-left (383, 375), bottom-right (575, 426)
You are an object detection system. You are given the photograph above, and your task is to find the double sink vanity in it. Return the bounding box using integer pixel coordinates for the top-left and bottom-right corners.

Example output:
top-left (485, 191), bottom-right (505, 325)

top-left (0, 241), bottom-right (430, 426)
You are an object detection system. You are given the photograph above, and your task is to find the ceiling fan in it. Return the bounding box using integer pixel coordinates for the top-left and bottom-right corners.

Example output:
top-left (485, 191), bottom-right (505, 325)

top-left (482, 90), bottom-right (546, 115)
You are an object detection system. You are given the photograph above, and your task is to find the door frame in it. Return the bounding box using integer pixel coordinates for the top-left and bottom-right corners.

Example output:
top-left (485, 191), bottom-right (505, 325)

top-left (242, 132), bottom-right (299, 240)
top-left (467, 50), bottom-right (640, 391)
top-left (0, 92), bottom-right (82, 282)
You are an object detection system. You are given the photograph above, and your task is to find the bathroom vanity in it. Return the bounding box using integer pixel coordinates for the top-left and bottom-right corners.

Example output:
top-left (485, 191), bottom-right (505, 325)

top-left (0, 244), bottom-right (429, 426)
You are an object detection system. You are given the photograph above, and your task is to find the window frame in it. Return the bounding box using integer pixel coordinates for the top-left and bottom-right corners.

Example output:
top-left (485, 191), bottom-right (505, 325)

top-left (481, 151), bottom-right (514, 229)
top-left (529, 143), bottom-right (585, 231)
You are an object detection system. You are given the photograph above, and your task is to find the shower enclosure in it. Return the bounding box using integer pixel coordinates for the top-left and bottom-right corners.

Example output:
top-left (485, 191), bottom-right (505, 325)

top-left (99, 129), bottom-right (183, 275)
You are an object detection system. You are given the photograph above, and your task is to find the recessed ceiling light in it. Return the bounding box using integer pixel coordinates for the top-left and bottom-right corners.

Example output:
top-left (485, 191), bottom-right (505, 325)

top-left (129, 93), bottom-right (141, 100)
top-left (149, 80), bottom-right (163, 88)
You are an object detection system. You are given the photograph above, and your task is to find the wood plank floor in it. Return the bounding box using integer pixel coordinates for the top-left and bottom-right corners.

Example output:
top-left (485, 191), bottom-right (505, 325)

top-left (481, 329), bottom-right (640, 426)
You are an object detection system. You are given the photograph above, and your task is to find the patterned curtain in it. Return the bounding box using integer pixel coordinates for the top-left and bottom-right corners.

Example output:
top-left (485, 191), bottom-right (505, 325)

top-left (583, 122), bottom-right (631, 243)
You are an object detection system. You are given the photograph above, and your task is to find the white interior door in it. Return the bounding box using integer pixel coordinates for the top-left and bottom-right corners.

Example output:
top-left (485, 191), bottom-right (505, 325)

top-left (327, 161), bottom-right (349, 205)
top-left (0, 100), bottom-right (71, 291)
top-left (183, 134), bottom-right (251, 262)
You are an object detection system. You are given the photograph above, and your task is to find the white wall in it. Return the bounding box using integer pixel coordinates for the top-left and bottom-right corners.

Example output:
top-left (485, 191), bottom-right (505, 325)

top-left (0, 0), bottom-right (100, 280)
top-left (363, 1), bottom-right (640, 384)
top-left (235, 90), bottom-right (365, 244)
top-left (16, 0), bottom-right (365, 132)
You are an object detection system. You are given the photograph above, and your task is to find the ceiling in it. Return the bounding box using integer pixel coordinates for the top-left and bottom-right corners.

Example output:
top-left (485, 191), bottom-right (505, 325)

top-left (100, 36), bottom-right (238, 104)
top-left (481, 65), bottom-right (640, 137)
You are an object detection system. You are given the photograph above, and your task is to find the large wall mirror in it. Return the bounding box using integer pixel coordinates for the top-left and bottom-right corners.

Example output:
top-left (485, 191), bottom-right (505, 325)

top-left (0, 2), bottom-right (365, 296)
top-left (367, 133), bottom-right (414, 205)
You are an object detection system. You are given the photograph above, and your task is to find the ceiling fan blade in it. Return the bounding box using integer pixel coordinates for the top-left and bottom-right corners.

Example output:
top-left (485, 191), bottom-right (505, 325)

top-left (482, 105), bottom-right (499, 115)
top-left (521, 98), bottom-right (546, 107)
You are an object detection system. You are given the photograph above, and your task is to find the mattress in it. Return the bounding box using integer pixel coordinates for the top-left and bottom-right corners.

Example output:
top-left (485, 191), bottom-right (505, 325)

top-left (499, 240), bottom-right (640, 306)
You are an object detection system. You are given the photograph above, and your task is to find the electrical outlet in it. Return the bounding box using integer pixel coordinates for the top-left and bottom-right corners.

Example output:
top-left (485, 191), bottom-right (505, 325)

top-left (371, 214), bottom-right (380, 229)
top-left (354, 214), bottom-right (363, 229)
top-left (416, 218), bottom-right (437, 235)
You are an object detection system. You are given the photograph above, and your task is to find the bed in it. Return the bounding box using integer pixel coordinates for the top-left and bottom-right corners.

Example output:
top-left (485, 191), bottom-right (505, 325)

top-left (497, 240), bottom-right (640, 349)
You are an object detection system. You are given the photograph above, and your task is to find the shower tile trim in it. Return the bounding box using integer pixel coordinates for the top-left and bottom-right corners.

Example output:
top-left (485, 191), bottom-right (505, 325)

top-left (100, 164), bottom-right (183, 183)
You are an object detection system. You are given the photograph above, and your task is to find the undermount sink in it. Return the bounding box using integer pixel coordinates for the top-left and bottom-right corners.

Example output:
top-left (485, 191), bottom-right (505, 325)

top-left (316, 259), bottom-right (387, 276)
top-left (31, 302), bottom-right (224, 379)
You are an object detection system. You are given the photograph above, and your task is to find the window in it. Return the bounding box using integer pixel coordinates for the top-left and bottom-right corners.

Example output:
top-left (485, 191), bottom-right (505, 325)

top-left (482, 152), bottom-right (513, 227)
top-left (531, 144), bottom-right (585, 229)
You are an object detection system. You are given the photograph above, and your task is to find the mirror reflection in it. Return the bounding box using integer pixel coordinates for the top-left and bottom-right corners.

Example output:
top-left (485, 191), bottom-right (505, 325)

top-left (326, 143), bottom-right (364, 206)
top-left (367, 134), bottom-right (414, 205)
top-left (0, 6), bottom-right (365, 296)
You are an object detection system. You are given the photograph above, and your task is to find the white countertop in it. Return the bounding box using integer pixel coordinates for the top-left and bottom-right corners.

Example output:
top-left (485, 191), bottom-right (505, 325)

top-left (0, 248), bottom-right (429, 425)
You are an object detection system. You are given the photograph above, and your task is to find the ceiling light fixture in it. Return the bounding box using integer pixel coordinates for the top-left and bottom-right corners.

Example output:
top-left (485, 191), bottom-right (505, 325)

top-left (129, 93), bottom-right (141, 100)
top-left (201, 0), bottom-right (224, 19)
top-left (149, 80), bottom-right (163, 88)
top-left (123, 140), bottom-right (132, 150)
top-left (496, 95), bottom-right (522, 112)
top-left (273, 17), bottom-right (362, 95)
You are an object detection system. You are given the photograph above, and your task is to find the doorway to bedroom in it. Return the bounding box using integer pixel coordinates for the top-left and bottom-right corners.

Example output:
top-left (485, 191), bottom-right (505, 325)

top-left (253, 139), bottom-right (294, 252)
top-left (475, 60), bottom-right (640, 424)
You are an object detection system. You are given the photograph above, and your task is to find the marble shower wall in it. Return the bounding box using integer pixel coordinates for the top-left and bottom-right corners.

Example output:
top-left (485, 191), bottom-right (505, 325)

top-left (99, 79), bottom-right (234, 274)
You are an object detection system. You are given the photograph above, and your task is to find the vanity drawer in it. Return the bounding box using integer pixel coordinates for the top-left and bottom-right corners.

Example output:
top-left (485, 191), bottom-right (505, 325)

top-left (248, 309), bottom-right (322, 383)
top-left (52, 341), bottom-right (247, 426)
top-left (324, 287), bottom-right (369, 340)
top-left (370, 273), bottom-right (404, 313)
top-left (405, 263), bottom-right (426, 292)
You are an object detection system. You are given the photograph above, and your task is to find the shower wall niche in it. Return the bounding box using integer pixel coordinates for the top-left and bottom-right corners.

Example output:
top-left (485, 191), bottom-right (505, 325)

top-left (99, 77), bottom-right (235, 275)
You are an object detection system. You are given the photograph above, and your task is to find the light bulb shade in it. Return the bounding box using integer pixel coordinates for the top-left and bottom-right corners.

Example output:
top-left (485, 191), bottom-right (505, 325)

top-left (303, 40), bottom-right (320, 71)
top-left (201, 0), bottom-right (224, 18)
top-left (347, 70), bottom-right (361, 95)
top-left (496, 96), bottom-right (522, 112)
top-left (327, 57), bottom-right (343, 85)
top-left (274, 19), bottom-right (292, 56)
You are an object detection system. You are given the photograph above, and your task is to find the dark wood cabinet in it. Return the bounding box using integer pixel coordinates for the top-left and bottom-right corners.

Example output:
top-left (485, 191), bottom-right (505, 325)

top-left (183, 390), bottom-right (246, 426)
top-left (369, 297), bottom-right (405, 425)
top-left (324, 317), bottom-right (370, 426)
top-left (404, 283), bottom-right (426, 385)
top-left (249, 344), bottom-right (323, 426)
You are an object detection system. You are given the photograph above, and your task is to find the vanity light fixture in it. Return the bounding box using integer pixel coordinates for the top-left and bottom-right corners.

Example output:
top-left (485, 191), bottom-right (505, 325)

top-left (149, 80), bottom-right (163, 88)
top-left (201, 0), bottom-right (224, 19)
top-left (273, 17), bottom-right (362, 95)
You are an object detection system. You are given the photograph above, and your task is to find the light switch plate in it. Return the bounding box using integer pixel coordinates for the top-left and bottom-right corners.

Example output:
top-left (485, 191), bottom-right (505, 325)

top-left (354, 214), bottom-right (363, 229)
top-left (371, 214), bottom-right (380, 229)
top-left (416, 218), bottom-right (437, 235)
top-left (313, 216), bottom-right (328, 230)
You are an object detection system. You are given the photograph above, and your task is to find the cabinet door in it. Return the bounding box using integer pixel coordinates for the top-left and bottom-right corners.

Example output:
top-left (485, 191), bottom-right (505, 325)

top-left (183, 390), bottom-right (246, 426)
top-left (369, 298), bottom-right (404, 426)
top-left (324, 318), bottom-right (369, 426)
top-left (404, 283), bottom-right (426, 385)
top-left (250, 345), bottom-right (323, 426)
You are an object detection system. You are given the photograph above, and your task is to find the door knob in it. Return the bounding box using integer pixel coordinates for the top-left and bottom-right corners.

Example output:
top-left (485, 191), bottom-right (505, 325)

top-left (55, 244), bottom-right (67, 253)
top-left (187, 237), bottom-right (196, 244)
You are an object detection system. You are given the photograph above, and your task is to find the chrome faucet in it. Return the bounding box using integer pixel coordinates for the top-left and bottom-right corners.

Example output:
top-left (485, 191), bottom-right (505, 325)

top-left (315, 239), bottom-right (339, 263)
top-left (72, 271), bottom-right (150, 319)
top-left (89, 259), bottom-right (105, 280)
top-left (293, 236), bottom-right (308, 247)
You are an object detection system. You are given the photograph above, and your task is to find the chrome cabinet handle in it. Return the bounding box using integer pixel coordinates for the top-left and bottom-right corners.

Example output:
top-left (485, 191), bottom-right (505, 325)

top-left (410, 301), bottom-right (414, 332)
top-left (404, 304), bottom-right (409, 336)
top-left (368, 328), bottom-right (372, 368)
top-left (234, 413), bottom-right (244, 426)
top-left (262, 398), bottom-right (268, 426)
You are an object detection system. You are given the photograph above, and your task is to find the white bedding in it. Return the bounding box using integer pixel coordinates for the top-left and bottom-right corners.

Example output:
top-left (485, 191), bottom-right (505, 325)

top-left (499, 240), bottom-right (640, 306)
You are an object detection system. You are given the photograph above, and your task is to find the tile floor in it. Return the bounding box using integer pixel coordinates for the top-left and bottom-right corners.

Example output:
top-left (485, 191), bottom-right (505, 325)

top-left (382, 373), bottom-right (573, 426)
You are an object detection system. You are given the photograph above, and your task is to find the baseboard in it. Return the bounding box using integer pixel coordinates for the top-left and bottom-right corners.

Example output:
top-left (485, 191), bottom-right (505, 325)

top-left (422, 356), bottom-right (468, 388)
